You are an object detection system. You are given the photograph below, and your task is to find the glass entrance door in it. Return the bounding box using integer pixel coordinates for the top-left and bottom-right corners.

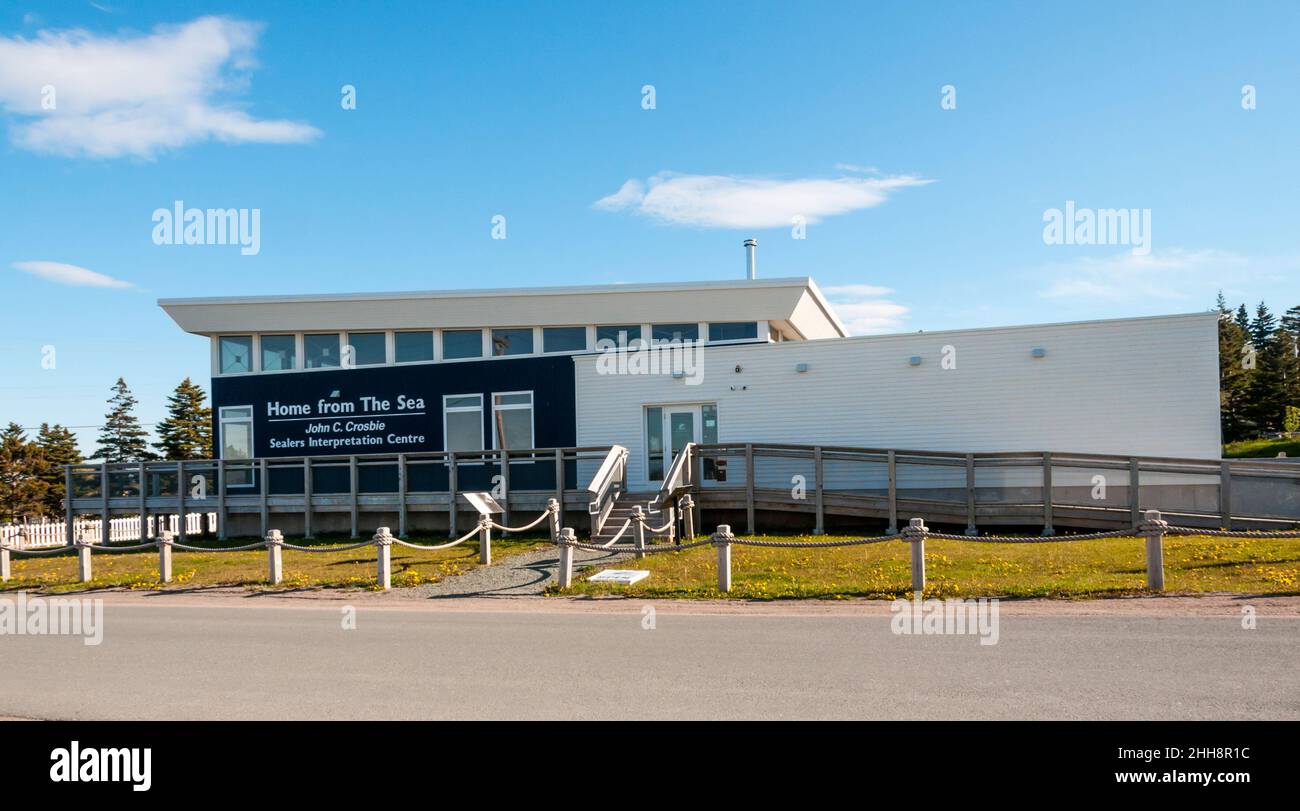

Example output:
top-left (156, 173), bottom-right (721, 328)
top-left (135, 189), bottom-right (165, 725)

top-left (645, 403), bottom-right (715, 483)
top-left (665, 406), bottom-right (700, 480)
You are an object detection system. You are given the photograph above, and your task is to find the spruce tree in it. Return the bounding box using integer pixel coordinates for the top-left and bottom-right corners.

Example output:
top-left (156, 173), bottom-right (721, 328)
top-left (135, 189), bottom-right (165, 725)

top-left (1218, 313), bottom-right (1254, 441)
top-left (154, 378), bottom-right (214, 460)
top-left (1250, 301), bottom-right (1278, 348)
top-left (1235, 304), bottom-right (1251, 333)
top-left (0, 423), bottom-right (47, 523)
top-left (35, 423), bottom-right (82, 518)
top-left (91, 378), bottom-right (154, 462)
top-left (1215, 290), bottom-right (1230, 315)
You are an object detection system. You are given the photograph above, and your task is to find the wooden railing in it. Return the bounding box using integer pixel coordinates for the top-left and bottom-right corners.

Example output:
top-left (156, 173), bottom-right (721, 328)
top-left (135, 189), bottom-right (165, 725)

top-left (691, 442), bottom-right (1300, 534)
top-left (585, 445), bottom-right (628, 535)
top-left (65, 446), bottom-right (618, 541)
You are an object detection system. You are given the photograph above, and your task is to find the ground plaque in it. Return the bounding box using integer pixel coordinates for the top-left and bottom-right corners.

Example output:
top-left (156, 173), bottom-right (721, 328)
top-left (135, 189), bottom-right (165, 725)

top-left (587, 569), bottom-right (650, 585)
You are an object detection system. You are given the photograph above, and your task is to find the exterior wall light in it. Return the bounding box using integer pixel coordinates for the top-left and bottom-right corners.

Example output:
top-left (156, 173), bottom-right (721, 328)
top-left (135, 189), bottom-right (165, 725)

top-left (795, 362), bottom-right (810, 373)
top-left (1030, 347), bottom-right (1046, 358)
top-left (908, 356), bottom-right (922, 366)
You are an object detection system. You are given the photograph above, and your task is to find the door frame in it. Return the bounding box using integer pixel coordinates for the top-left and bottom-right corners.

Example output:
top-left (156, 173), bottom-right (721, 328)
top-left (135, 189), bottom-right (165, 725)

top-left (643, 402), bottom-right (710, 484)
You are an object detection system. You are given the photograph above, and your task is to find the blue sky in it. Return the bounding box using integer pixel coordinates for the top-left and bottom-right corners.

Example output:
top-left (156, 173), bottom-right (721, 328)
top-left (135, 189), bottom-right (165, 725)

top-left (1, 1), bottom-right (1299, 451)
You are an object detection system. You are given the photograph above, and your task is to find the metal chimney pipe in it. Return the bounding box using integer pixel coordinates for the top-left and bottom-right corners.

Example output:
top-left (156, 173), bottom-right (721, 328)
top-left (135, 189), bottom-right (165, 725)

top-left (744, 238), bottom-right (757, 279)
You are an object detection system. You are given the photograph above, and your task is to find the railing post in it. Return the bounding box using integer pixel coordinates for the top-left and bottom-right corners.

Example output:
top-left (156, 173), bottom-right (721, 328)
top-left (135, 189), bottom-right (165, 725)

top-left (216, 459), bottom-right (228, 540)
top-left (448, 451), bottom-right (459, 538)
top-left (632, 505), bottom-right (646, 559)
top-left (547, 498), bottom-right (560, 545)
top-left (349, 456), bottom-right (359, 539)
top-left (887, 450), bottom-right (898, 535)
top-left (99, 463), bottom-right (110, 546)
top-left (1128, 457), bottom-right (1141, 528)
top-left (258, 458), bottom-right (269, 538)
top-left (1219, 461), bottom-right (1232, 530)
top-left (397, 453), bottom-right (408, 538)
top-left (76, 531), bottom-right (92, 582)
top-left (158, 529), bottom-right (174, 583)
top-left (554, 447), bottom-right (565, 527)
top-left (500, 449), bottom-right (511, 531)
top-left (265, 529), bottom-right (283, 585)
top-left (177, 459), bottom-right (187, 547)
top-left (374, 527), bottom-right (393, 590)
top-left (964, 453), bottom-right (978, 536)
top-left (678, 494), bottom-right (695, 543)
top-left (303, 456), bottom-right (314, 539)
top-left (556, 527), bottom-right (575, 588)
top-left (478, 517), bottom-right (492, 565)
top-left (1041, 452), bottom-right (1054, 536)
top-left (1140, 509), bottom-right (1167, 591)
top-left (64, 465), bottom-right (75, 546)
top-left (744, 444), bottom-right (755, 535)
top-left (903, 517), bottom-right (928, 593)
top-left (0, 537), bottom-right (10, 582)
top-left (713, 524), bottom-right (734, 593)
top-left (138, 460), bottom-right (149, 542)
top-left (813, 446), bottom-right (825, 535)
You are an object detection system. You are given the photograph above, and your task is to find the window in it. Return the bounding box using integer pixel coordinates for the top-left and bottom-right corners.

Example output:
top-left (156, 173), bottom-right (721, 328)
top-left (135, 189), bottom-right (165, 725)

top-left (442, 329), bottom-right (483, 360)
top-left (219, 336), bottom-right (252, 374)
top-left (596, 325), bottom-right (641, 349)
top-left (708, 322), bottom-right (758, 342)
top-left (260, 335), bottom-right (296, 371)
top-left (219, 406), bottom-right (254, 486)
top-left (346, 332), bottom-right (386, 366)
top-left (543, 326), bottom-right (586, 353)
top-left (651, 323), bottom-right (699, 344)
top-left (492, 328), bottom-right (534, 356)
top-left (492, 392), bottom-right (534, 449)
top-left (443, 394), bottom-right (484, 452)
top-left (395, 331), bottom-right (434, 363)
top-left (304, 333), bottom-right (341, 368)
top-left (645, 406), bottom-right (664, 481)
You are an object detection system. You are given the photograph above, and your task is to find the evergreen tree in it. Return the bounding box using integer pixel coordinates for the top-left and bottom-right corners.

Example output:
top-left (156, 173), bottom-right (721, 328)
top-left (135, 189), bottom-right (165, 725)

top-left (1235, 304), bottom-right (1251, 333)
top-left (35, 423), bottom-right (82, 518)
top-left (154, 378), bottom-right (213, 460)
top-left (1243, 331), bottom-right (1291, 434)
top-left (1218, 313), bottom-right (1254, 442)
top-left (1250, 301), bottom-right (1278, 348)
top-left (0, 423), bottom-right (47, 523)
top-left (1215, 290), bottom-right (1230, 315)
top-left (91, 378), bottom-right (154, 462)
top-left (1281, 305), bottom-right (1300, 336)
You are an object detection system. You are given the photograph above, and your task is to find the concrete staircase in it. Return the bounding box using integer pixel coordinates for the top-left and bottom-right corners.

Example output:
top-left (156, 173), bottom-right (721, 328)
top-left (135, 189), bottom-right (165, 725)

top-left (591, 492), bottom-right (677, 546)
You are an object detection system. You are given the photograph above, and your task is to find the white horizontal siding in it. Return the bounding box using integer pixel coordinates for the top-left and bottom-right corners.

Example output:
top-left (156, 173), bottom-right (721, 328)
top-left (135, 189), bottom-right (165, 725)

top-left (575, 313), bottom-right (1222, 492)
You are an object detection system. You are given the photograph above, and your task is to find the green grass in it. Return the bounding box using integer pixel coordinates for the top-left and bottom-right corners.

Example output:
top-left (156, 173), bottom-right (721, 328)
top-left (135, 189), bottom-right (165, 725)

top-left (1, 533), bottom-right (550, 594)
top-left (554, 532), bottom-right (1300, 600)
top-left (1223, 437), bottom-right (1300, 458)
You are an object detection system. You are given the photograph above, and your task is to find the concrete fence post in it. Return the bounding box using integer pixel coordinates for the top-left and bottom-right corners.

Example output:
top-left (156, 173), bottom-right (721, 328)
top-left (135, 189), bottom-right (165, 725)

top-left (632, 505), bottom-right (646, 559)
top-left (1140, 509), bottom-right (1167, 591)
top-left (556, 527), bottom-right (575, 588)
top-left (547, 498), bottom-right (560, 545)
top-left (478, 517), bottom-right (492, 565)
top-left (374, 527), bottom-right (394, 590)
top-left (76, 531), bottom-right (92, 583)
top-left (158, 530), bottom-right (174, 584)
top-left (713, 524), bottom-right (734, 593)
top-left (265, 529), bottom-right (283, 585)
top-left (903, 517), bottom-right (928, 593)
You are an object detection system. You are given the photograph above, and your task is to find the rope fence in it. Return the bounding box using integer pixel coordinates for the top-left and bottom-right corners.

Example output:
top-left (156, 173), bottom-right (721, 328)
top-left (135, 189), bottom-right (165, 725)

top-left (6, 503), bottom-right (1299, 595)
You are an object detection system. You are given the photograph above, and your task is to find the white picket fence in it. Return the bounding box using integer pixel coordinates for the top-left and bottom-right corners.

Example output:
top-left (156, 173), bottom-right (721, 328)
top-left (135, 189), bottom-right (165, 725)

top-left (0, 513), bottom-right (216, 549)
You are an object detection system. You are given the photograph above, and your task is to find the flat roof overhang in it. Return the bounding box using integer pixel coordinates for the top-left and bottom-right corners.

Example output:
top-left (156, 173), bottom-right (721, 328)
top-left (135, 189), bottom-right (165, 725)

top-left (158, 277), bottom-right (849, 338)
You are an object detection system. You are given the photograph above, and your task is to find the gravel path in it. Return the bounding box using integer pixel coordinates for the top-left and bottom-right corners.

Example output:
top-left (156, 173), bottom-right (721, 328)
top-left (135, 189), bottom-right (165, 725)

top-left (415, 544), bottom-right (635, 598)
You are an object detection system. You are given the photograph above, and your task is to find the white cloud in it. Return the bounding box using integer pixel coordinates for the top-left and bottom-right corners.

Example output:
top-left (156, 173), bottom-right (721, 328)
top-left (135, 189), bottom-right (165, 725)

top-left (12, 260), bottom-right (132, 288)
top-left (594, 170), bottom-right (932, 229)
top-left (824, 284), bottom-right (908, 334)
top-left (1035, 248), bottom-right (1268, 302)
top-left (833, 162), bottom-right (879, 175)
top-left (0, 16), bottom-right (320, 158)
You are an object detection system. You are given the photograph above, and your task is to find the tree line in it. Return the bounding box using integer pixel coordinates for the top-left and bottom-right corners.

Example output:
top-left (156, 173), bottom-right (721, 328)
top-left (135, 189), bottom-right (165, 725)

top-left (1216, 294), bottom-right (1300, 442)
top-left (0, 377), bottom-right (212, 523)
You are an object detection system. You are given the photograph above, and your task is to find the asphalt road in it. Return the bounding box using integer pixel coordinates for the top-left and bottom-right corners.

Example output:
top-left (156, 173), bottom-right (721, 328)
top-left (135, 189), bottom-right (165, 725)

top-left (2, 600), bottom-right (1297, 720)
